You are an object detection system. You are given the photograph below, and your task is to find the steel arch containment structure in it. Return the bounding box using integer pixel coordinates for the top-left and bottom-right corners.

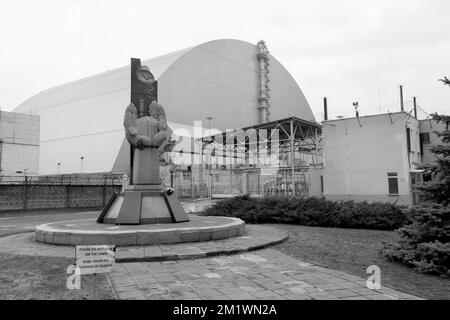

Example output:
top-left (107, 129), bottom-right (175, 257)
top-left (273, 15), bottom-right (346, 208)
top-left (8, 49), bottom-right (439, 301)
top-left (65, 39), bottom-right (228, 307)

top-left (14, 39), bottom-right (315, 175)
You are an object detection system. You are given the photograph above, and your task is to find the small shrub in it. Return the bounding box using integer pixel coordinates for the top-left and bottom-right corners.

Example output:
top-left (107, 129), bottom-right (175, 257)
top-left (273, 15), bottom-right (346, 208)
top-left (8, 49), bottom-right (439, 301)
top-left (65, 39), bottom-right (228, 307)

top-left (201, 196), bottom-right (408, 231)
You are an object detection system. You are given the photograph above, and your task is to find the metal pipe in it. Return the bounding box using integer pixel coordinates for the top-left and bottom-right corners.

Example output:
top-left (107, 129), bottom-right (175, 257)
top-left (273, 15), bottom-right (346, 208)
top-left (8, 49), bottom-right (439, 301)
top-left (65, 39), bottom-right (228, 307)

top-left (413, 97), bottom-right (418, 119)
top-left (400, 85), bottom-right (404, 112)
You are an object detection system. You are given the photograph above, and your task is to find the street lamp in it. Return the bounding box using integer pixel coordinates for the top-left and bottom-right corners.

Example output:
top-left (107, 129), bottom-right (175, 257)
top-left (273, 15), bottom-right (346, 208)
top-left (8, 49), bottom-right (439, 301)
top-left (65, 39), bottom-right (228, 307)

top-left (80, 157), bottom-right (85, 174)
top-left (57, 162), bottom-right (61, 175)
top-left (16, 169), bottom-right (28, 183)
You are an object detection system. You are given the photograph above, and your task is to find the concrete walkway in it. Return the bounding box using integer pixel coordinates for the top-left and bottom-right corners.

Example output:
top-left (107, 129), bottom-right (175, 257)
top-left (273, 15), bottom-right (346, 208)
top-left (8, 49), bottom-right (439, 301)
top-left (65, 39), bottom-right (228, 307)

top-left (108, 248), bottom-right (422, 300)
top-left (0, 225), bottom-right (288, 261)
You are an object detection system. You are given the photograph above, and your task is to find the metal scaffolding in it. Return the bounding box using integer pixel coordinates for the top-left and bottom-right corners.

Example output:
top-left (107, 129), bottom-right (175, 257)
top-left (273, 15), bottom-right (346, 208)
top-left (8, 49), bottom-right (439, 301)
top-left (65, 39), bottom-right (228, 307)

top-left (196, 116), bottom-right (323, 198)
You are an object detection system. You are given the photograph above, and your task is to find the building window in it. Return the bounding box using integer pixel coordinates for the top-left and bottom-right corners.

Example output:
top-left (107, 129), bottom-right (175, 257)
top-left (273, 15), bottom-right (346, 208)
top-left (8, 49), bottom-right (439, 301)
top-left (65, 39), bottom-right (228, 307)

top-left (421, 132), bottom-right (430, 143)
top-left (215, 174), bottom-right (220, 183)
top-left (388, 172), bottom-right (399, 195)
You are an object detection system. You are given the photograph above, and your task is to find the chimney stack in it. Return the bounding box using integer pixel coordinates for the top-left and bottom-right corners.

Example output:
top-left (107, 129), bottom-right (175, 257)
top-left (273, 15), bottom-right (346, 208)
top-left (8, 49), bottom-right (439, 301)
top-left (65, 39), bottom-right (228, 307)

top-left (413, 97), bottom-right (418, 119)
top-left (323, 97), bottom-right (328, 121)
top-left (400, 85), bottom-right (404, 112)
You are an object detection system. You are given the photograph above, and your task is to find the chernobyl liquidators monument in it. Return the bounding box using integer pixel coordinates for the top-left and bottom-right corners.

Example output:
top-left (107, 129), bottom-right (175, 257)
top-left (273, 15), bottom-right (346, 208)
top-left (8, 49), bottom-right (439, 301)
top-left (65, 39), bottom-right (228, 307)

top-left (97, 58), bottom-right (189, 225)
top-left (35, 57), bottom-right (245, 246)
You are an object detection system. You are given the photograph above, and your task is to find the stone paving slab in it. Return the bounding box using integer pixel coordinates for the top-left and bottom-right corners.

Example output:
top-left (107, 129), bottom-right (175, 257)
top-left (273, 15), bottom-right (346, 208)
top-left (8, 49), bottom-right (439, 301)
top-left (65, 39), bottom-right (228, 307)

top-left (0, 225), bottom-right (288, 262)
top-left (108, 248), bottom-right (423, 300)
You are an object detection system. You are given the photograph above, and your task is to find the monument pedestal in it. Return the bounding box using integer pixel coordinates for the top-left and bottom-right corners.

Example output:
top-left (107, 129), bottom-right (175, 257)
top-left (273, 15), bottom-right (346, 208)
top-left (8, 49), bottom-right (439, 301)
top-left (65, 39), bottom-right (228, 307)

top-left (97, 184), bottom-right (189, 225)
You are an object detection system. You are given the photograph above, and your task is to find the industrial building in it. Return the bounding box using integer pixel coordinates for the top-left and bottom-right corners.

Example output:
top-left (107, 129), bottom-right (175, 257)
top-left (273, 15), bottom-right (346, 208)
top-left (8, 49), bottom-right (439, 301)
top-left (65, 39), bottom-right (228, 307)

top-left (321, 111), bottom-right (446, 206)
top-left (13, 39), bottom-right (316, 177)
top-left (419, 118), bottom-right (448, 165)
top-left (0, 110), bottom-right (40, 180)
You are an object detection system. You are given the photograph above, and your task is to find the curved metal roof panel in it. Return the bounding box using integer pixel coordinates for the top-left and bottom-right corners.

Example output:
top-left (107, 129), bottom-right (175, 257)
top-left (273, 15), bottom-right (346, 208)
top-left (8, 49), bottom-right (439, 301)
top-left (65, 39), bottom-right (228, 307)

top-left (13, 39), bottom-right (315, 175)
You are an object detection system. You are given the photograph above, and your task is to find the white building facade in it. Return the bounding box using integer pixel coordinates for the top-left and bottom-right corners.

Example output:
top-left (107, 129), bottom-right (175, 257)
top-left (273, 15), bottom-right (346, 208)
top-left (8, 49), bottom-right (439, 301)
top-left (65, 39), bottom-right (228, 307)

top-left (419, 118), bottom-right (448, 165)
top-left (322, 112), bottom-right (422, 206)
top-left (0, 110), bottom-right (40, 179)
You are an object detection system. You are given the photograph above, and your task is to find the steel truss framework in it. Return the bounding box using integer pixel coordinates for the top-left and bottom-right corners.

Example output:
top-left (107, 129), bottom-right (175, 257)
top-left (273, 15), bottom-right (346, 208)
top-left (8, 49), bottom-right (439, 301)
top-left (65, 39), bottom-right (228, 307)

top-left (191, 117), bottom-right (323, 198)
top-left (202, 117), bottom-right (322, 169)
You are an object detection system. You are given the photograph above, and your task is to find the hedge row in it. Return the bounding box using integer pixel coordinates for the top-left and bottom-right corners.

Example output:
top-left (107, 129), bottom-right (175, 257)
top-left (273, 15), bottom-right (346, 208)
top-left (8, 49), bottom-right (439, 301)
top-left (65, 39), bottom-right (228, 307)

top-left (201, 196), bottom-right (408, 231)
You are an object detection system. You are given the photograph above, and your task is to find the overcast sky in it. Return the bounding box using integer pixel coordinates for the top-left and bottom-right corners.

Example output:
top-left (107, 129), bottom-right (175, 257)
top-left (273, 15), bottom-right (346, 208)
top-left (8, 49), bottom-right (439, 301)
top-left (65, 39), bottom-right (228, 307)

top-left (1, 0), bottom-right (449, 120)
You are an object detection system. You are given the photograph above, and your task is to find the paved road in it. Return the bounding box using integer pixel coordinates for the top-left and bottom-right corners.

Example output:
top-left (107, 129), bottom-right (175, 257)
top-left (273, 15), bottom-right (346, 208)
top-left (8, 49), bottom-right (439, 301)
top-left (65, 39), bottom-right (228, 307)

top-left (0, 210), bottom-right (99, 231)
top-left (0, 200), bottom-right (216, 231)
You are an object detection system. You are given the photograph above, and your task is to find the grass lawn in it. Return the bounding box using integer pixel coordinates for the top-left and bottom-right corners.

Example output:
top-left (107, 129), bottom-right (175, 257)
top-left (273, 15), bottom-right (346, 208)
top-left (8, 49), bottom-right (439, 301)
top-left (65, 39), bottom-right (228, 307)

top-left (269, 224), bottom-right (450, 300)
top-left (0, 230), bottom-right (116, 300)
top-left (0, 253), bottom-right (116, 300)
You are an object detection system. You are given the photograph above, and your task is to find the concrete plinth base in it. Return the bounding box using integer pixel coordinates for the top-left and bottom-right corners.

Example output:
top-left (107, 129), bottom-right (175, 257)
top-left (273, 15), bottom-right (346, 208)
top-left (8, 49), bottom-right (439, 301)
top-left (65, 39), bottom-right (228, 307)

top-left (35, 216), bottom-right (245, 246)
top-left (97, 185), bottom-right (189, 225)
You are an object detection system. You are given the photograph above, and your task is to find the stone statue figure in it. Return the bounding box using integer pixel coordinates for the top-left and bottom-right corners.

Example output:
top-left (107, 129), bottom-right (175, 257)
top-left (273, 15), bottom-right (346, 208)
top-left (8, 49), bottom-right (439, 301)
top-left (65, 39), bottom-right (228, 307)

top-left (123, 62), bottom-right (175, 185)
top-left (123, 100), bottom-right (174, 184)
top-left (123, 101), bottom-right (171, 152)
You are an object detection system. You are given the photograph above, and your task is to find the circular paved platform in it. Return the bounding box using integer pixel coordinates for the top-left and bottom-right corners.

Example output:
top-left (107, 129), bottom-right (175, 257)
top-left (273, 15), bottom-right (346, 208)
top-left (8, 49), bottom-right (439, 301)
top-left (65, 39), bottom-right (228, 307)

top-left (35, 215), bottom-right (245, 246)
top-left (0, 225), bottom-right (288, 262)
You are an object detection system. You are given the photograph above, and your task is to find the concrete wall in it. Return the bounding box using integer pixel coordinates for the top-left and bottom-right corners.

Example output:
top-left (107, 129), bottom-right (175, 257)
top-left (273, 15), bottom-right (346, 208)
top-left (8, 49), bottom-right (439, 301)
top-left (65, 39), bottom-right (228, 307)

top-left (0, 111), bottom-right (39, 176)
top-left (322, 112), bottom-right (421, 206)
top-left (0, 184), bottom-right (121, 211)
top-left (309, 166), bottom-right (324, 197)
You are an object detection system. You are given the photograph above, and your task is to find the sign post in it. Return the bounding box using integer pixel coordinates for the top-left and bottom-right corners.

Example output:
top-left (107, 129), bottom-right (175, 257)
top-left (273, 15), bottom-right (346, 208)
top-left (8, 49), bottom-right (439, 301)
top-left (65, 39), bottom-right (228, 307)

top-left (74, 245), bottom-right (116, 298)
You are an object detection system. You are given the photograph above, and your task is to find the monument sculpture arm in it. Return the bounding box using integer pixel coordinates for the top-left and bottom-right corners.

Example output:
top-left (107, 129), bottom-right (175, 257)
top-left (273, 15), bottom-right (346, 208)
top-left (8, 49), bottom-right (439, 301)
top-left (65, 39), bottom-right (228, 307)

top-left (124, 103), bottom-right (138, 136)
top-left (123, 103), bottom-right (152, 150)
top-left (147, 101), bottom-right (174, 153)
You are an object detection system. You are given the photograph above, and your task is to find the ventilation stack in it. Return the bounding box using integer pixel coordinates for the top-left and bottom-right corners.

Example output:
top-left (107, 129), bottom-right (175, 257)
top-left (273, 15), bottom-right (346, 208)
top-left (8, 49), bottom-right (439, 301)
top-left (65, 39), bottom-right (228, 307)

top-left (257, 40), bottom-right (271, 124)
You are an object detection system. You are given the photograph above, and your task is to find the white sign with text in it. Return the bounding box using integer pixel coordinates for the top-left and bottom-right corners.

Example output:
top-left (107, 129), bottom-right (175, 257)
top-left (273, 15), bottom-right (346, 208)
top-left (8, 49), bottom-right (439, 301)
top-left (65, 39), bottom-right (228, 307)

top-left (75, 245), bottom-right (116, 275)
